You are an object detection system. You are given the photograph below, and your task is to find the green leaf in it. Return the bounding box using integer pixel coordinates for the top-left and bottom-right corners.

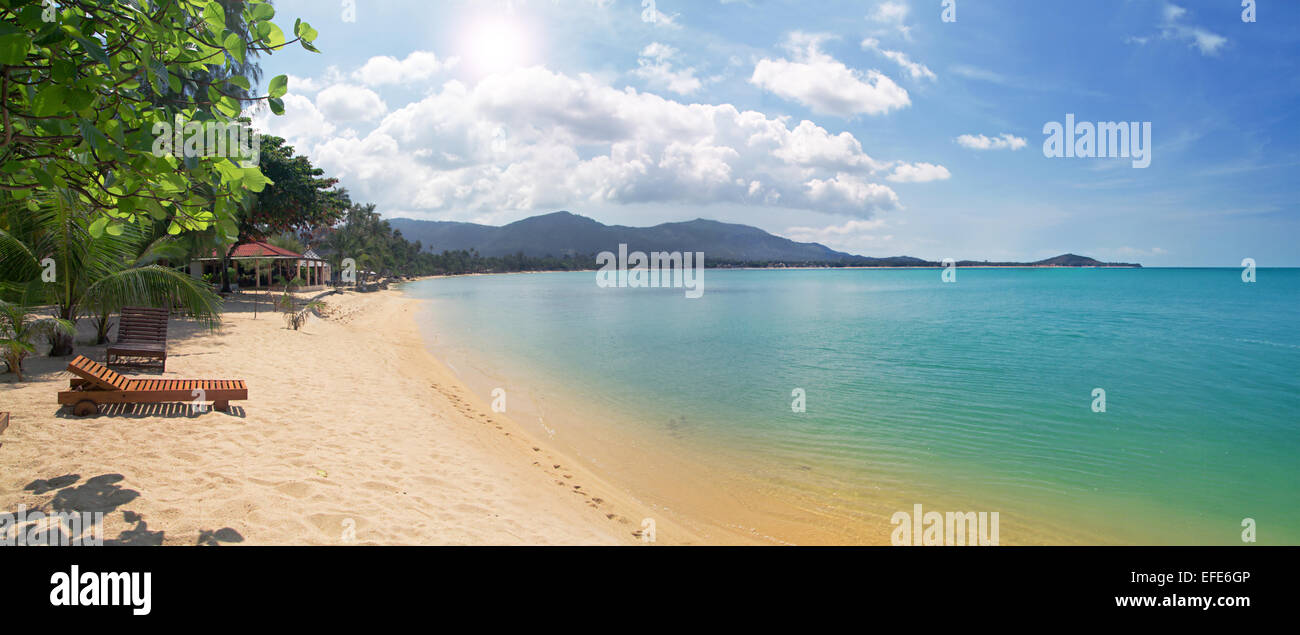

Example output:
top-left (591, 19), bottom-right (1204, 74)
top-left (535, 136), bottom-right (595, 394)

top-left (30, 168), bottom-right (54, 188)
top-left (241, 167), bottom-right (272, 192)
top-left (65, 88), bottom-right (94, 112)
top-left (223, 32), bottom-right (245, 63)
top-left (204, 1), bottom-right (226, 33)
top-left (267, 96), bottom-right (284, 115)
top-left (294, 20), bottom-right (318, 43)
top-left (257, 22), bottom-right (284, 48)
top-left (0, 33), bottom-right (31, 65)
top-left (72, 36), bottom-right (110, 67)
top-left (251, 2), bottom-right (276, 21)
top-left (228, 75), bottom-right (251, 91)
top-left (78, 120), bottom-right (110, 150)
top-left (267, 74), bottom-right (287, 99)
top-left (88, 216), bottom-right (109, 238)
top-left (31, 85), bottom-right (66, 116)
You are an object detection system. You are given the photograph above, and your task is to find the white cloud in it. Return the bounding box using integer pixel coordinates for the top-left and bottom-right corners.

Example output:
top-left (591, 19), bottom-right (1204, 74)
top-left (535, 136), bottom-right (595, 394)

top-left (805, 173), bottom-right (900, 211)
top-left (314, 85), bottom-right (387, 122)
top-left (785, 219), bottom-right (894, 252)
top-left (955, 133), bottom-right (1027, 151)
top-left (632, 43), bottom-right (705, 95)
top-left (751, 32), bottom-right (910, 118)
top-left (258, 63), bottom-right (947, 220)
top-left (639, 4), bottom-right (680, 28)
top-left (352, 51), bottom-right (457, 85)
top-left (887, 162), bottom-right (950, 182)
top-left (868, 1), bottom-right (913, 40)
top-left (251, 94), bottom-right (335, 142)
top-left (861, 38), bottom-right (935, 81)
top-left (286, 74), bottom-right (325, 95)
top-left (1134, 3), bottom-right (1228, 56)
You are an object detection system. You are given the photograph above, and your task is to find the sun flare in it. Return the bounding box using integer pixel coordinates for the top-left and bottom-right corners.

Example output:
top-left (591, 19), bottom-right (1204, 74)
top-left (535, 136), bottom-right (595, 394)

top-left (462, 16), bottom-right (533, 75)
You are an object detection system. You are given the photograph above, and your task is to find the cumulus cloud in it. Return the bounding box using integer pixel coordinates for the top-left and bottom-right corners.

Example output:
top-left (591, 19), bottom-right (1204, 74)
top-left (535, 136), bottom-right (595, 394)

top-left (632, 43), bottom-right (705, 95)
top-left (805, 173), bottom-right (900, 211)
top-left (751, 32), bottom-right (910, 118)
top-left (256, 61), bottom-right (954, 220)
top-left (955, 133), bottom-right (1027, 151)
top-left (253, 94), bottom-right (336, 142)
top-left (314, 85), bottom-right (387, 122)
top-left (868, 1), bottom-right (913, 40)
top-left (887, 162), bottom-right (950, 182)
top-left (352, 51), bottom-right (457, 86)
top-left (861, 38), bottom-right (935, 81)
top-left (286, 74), bottom-right (325, 95)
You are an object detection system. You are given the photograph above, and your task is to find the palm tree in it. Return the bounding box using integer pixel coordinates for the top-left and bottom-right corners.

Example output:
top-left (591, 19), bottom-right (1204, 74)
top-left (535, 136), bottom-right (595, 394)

top-left (0, 189), bottom-right (222, 357)
top-left (0, 298), bottom-right (75, 381)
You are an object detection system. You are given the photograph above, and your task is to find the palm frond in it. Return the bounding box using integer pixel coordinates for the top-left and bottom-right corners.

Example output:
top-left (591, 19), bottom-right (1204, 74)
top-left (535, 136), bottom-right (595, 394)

top-left (81, 265), bottom-right (223, 326)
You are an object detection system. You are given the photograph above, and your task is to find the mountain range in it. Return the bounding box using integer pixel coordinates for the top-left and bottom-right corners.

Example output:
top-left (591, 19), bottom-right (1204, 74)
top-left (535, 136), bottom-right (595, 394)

top-left (386, 212), bottom-right (1140, 267)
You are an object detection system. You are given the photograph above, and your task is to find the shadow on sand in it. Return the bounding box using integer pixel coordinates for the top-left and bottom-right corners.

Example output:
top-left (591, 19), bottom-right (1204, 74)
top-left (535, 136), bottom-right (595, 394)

top-left (52, 403), bottom-right (247, 420)
top-left (7, 473), bottom-right (244, 546)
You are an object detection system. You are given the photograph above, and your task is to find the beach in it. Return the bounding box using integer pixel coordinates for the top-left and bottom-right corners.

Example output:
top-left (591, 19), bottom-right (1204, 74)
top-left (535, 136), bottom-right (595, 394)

top-left (0, 285), bottom-right (718, 545)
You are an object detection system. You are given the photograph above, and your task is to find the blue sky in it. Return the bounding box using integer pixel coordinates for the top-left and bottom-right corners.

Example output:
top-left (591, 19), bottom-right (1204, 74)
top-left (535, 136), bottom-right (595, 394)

top-left (252, 0), bottom-right (1299, 266)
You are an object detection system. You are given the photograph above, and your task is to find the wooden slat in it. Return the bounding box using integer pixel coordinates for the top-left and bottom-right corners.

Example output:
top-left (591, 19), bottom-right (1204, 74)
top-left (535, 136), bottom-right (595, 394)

top-left (66, 356), bottom-right (127, 390)
top-left (109, 307), bottom-right (169, 371)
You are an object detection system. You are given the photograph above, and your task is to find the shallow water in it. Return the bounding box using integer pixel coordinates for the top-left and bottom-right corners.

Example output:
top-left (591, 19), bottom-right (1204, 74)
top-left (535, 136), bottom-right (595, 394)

top-left (405, 268), bottom-right (1300, 544)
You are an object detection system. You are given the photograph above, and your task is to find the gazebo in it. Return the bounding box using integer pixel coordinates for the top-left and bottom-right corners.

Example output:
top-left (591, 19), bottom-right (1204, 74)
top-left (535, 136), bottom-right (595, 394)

top-left (190, 241), bottom-right (332, 291)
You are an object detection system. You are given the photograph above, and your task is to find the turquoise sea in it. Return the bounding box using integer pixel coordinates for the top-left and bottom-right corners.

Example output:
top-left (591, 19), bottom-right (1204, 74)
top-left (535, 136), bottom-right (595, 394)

top-left (405, 268), bottom-right (1300, 544)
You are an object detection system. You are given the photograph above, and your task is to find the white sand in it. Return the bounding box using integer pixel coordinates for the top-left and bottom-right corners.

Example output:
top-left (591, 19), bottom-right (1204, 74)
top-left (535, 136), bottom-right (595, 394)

top-left (0, 287), bottom-right (708, 545)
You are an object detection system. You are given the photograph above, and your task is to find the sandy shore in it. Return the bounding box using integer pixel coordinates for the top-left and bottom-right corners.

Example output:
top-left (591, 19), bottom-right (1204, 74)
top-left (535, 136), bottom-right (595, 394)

top-left (0, 287), bottom-right (711, 545)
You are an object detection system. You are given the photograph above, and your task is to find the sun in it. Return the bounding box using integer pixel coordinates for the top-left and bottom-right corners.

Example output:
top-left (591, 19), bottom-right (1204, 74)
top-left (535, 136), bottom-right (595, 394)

top-left (461, 16), bottom-right (534, 75)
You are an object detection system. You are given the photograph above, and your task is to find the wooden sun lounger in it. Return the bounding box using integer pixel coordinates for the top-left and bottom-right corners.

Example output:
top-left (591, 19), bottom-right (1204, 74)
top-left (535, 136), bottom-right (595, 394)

top-left (106, 306), bottom-right (169, 371)
top-left (58, 355), bottom-right (247, 417)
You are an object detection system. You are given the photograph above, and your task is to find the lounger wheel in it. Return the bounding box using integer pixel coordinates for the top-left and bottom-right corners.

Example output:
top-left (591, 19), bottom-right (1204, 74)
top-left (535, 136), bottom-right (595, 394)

top-left (73, 400), bottom-right (99, 417)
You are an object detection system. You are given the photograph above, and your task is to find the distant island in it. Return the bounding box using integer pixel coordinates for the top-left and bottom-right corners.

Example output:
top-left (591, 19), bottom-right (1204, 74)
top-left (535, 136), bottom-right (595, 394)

top-left (387, 212), bottom-right (1141, 268)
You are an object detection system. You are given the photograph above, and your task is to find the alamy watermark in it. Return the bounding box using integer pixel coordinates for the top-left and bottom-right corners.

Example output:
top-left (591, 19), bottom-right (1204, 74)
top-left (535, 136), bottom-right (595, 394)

top-left (1, 505), bottom-right (104, 546)
top-left (151, 116), bottom-right (261, 167)
top-left (942, 0), bottom-right (956, 23)
top-left (1043, 114), bottom-right (1151, 168)
top-left (891, 503), bottom-right (999, 546)
top-left (1241, 258), bottom-right (1256, 283)
top-left (49, 564), bottom-right (151, 616)
top-left (595, 244), bottom-right (704, 299)
top-left (1091, 388), bottom-right (1107, 413)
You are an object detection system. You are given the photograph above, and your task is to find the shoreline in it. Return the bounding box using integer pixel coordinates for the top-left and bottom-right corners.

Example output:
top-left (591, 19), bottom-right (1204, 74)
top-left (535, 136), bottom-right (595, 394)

top-left (0, 288), bottom-right (719, 545)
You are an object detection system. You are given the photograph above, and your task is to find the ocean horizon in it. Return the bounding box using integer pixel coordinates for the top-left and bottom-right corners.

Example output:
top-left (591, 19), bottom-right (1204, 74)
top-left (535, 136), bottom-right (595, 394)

top-left (406, 267), bottom-right (1300, 545)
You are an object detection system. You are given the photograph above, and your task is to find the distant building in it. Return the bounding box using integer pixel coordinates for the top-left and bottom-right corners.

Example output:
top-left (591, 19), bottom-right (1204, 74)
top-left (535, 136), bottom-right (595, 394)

top-left (190, 241), bottom-right (332, 291)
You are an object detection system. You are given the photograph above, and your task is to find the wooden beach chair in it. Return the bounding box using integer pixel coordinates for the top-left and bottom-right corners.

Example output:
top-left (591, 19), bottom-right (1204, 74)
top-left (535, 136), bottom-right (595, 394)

top-left (106, 306), bottom-right (169, 371)
top-left (58, 356), bottom-right (248, 417)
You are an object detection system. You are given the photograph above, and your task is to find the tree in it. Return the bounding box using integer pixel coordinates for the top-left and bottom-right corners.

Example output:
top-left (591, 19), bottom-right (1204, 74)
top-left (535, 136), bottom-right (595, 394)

top-left (0, 297), bottom-right (73, 380)
top-left (219, 135), bottom-right (347, 291)
top-left (0, 188), bottom-right (222, 356)
top-left (0, 0), bottom-right (320, 241)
